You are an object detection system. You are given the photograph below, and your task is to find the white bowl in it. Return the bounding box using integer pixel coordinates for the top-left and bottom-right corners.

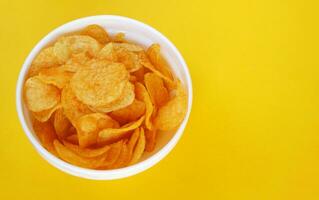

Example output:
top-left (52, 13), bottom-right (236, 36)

top-left (16, 15), bottom-right (193, 180)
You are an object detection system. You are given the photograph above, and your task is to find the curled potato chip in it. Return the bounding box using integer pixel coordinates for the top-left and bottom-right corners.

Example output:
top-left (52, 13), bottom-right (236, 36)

top-left (38, 66), bottom-right (74, 89)
top-left (116, 49), bottom-right (142, 72)
top-left (54, 139), bottom-right (107, 169)
top-left (127, 128), bottom-right (140, 162)
top-left (130, 127), bottom-right (145, 164)
top-left (24, 77), bottom-right (60, 112)
top-left (147, 44), bottom-right (174, 81)
top-left (29, 47), bottom-right (62, 76)
top-left (81, 24), bottom-right (110, 44)
top-left (66, 134), bottom-right (78, 144)
top-left (97, 43), bottom-right (117, 61)
top-left (111, 141), bottom-right (130, 168)
top-left (33, 120), bottom-right (58, 155)
top-left (33, 103), bottom-right (60, 122)
top-left (63, 53), bottom-right (91, 72)
top-left (144, 128), bottom-right (157, 152)
top-left (110, 99), bottom-right (145, 124)
top-left (144, 72), bottom-right (169, 107)
top-left (70, 63), bottom-right (129, 107)
top-left (61, 84), bottom-right (91, 125)
top-left (53, 35), bottom-right (101, 63)
top-left (63, 141), bottom-right (111, 158)
top-left (113, 43), bottom-right (144, 52)
top-left (131, 66), bottom-right (145, 82)
top-left (135, 83), bottom-right (153, 130)
top-left (76, 113), bottom-right (119, 147)
top-left (138, 51), bottom-right (175, 86)
top-left (98, 115), bottom-right (145, 143)
top-left (112, 32), bottom-right (126, 43)
top-left (90, 82), bottom-right (135, 113)
top-left (154, 84), bottom-right (187, 131)
top-left (54, 108), bottom-right (71, 138)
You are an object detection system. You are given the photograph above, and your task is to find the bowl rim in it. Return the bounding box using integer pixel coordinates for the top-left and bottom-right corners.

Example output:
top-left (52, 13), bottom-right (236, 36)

top-left (16, 15), bottom-right (193, 180)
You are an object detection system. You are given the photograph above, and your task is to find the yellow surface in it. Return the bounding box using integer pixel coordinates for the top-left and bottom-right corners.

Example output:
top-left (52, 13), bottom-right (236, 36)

top-left (0, 0), bottom-right (319, 199)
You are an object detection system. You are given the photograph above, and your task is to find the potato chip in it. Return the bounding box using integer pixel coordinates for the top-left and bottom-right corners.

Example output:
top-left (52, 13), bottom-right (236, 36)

top-left (97, 43), bottom-right (117, 61)
top-left (129, 75), bottom-right (137, 82)
top-left (91, 82), bottom-right (135, 113)
top-left (54, 108), bottom-right (71, 138)
top-left (154, 84), bottom-right (187, 131)
top-left (98, 115), bottom-right (145, 143)
top-left (76, 113), bottom-right (118, 148)
top-left (131, 66), bottom-right (145, 82)
top-left (113, 43), bottom-right (144, 52)
top-left (147, 44), bottom-right (174, 81)
top-left (70, 63), bottom-right (129, 107)
top-left (81, 24), bottom-right (110, 44)
top-left (63, 52), bottom-right (90, 72)
top-left (33, 103), bottom-right (61, 122)
top-left (61, 84), bottom-right (91, 125)
top-left (113, 32), bottom-right (126, 43)
top-left (144, 72), bottom-right (169, 107)
top-left (110, 99), bottom-right (145, 124)
top-left (38, 66), bottom-right (74, 89)
top-left (130, 127), bottom-right (145, 164)
top-left (138, 51), bottom-right (175, 87)
top-left (135, 83), bottom-right (153, 130)
top-left (53, 35), bottom-right (101, 63)
top-left (24, 76), bottom-right (60, 112)
top-left (127, 128), bottom-right (140, 162)
top-left (111, 141), bottom-right (130, 168)
top-left (116, 49), bottom-right (142, 72)
top-left (65, 133), bottom-right (78, 144)
top-left (63, 141), bottom-right (111, 158)
top-left (29, 47), bottom-right (62, 76)
top-left (144, 128), bottom-right (157, 152)
top-left (54, 139), bottom-right (107, 169)
top-left (33, 120), bottom-right (58, 155)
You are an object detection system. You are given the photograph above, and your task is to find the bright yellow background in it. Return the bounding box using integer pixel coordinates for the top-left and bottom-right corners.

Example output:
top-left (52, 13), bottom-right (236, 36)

top-left (1, 0), bottom-right (319, 199)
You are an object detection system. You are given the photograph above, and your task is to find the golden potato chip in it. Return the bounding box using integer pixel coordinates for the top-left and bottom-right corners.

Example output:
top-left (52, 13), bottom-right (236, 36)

top-left (129, 75), bottom-right (137, 82)
top-left (81, 24), bottom-right (110, 44)
top-left (135, 83), bottom-right (153, 130)
top-left (63, 52), bottom-right (91, 72)
top-left (98, 115), bottom-right (145, 143)
top-left (70, 63), bottom-right (129, 107)
top-left (29, 47), bottom-right (62, 76)
top-left (154, 84), bottom-right (187, 131)
top-left (54, 108), bottom-right (71, 138)
top-left (144, 72), bottom-right (169, 107)
top-left (111, 141), bottom-right (130, 168)
top-left (113, 43), bottom-right (144, 52)
top-left (130, 127), bottom-right (145, 164)
top-left (54, 139), bottom-right (107, 169)
top-left (144, 128), bottom-right (157, 152)
top-left (127, 128), bottom-right (140, 162)
top-left (75, 113), bottom-right (118, 148)
top-left (131, 66), bottom-right (145, 82)
top-left (110, 99), bottom-right (145, 124)
top-left (138, 51), bottom-right (175, 87)
top-left (90, 82), bottom-right (135, 113)
top-left (63, 141), bottom-right (111, 158)
top-left (113, 32), bottom-right (126, 43)
top-left (116, 49), bottom-right (142, 72)
top-left (33, 103), bottom-right (61, 122)
top-left (53, 35), bottom-right (101, 63)
top-left (33, 120), bottom-right (58, 155)
top-left (38, 66), bottom-right (74, 89)
top-left (61, 84), bottom-right (91, 125)
top-left (147, 44), bottom-right (174, 81)
top-left (97, 43), bottom-right (117, 61)
top-left (97, 140), bottom-right (123, 169)
top-left (24, 76), bottom-right (60, 112)
top-left (66, 134), bottom-right (78, 144)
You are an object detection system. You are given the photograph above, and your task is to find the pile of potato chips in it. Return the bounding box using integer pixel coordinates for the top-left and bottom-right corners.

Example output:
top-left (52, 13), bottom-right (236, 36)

top-left (24, 24), bottom-right (187, 169)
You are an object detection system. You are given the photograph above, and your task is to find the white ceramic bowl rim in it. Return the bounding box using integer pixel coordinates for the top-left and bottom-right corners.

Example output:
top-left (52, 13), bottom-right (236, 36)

top-left (16, 15), bottom-right (193, 180)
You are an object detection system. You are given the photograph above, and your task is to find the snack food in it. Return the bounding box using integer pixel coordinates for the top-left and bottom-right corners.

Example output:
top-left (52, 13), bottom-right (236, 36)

top-left (24, 24), bottom-right (187, 169)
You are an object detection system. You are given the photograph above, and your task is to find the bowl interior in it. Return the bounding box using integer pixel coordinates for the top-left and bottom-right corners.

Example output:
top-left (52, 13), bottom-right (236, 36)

top-left (18, 16), bottom-right (191, 179)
